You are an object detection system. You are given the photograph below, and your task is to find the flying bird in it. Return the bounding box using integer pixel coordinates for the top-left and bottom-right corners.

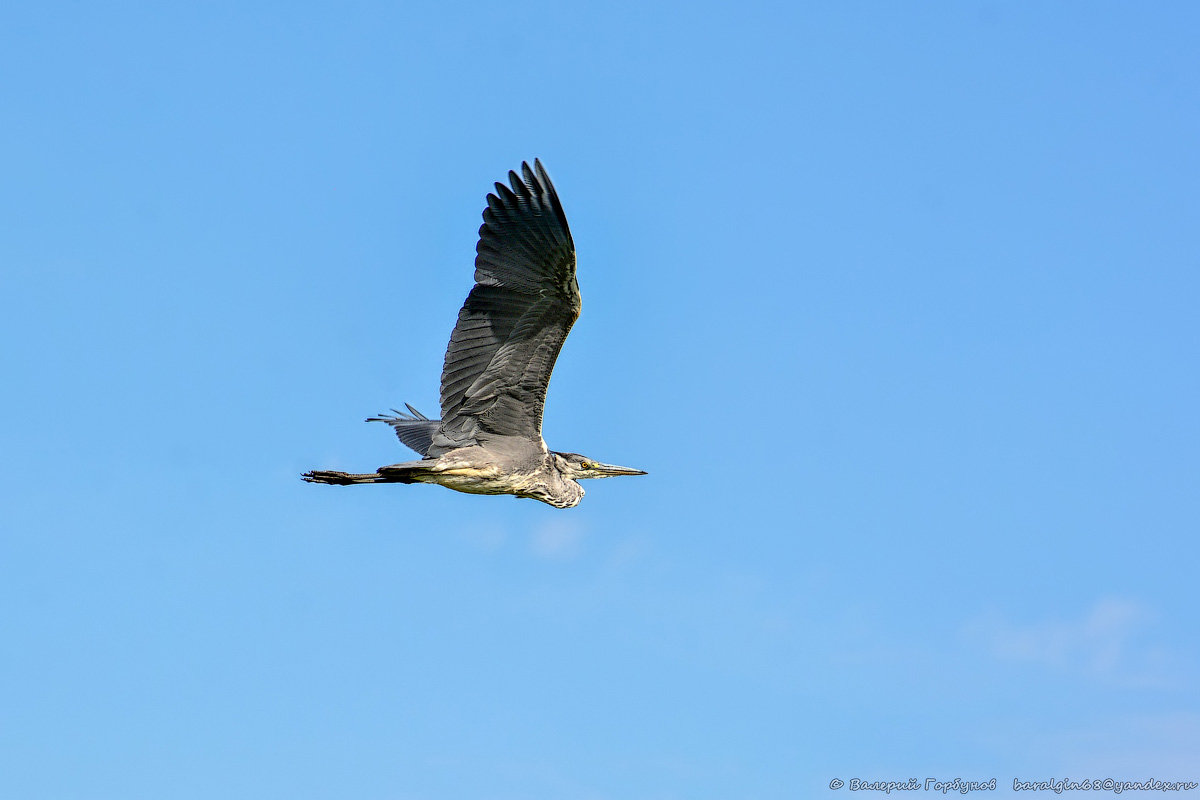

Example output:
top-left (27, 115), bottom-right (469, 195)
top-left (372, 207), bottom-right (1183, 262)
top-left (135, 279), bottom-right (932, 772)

top-left (303, 160), bottom-right (645, 508)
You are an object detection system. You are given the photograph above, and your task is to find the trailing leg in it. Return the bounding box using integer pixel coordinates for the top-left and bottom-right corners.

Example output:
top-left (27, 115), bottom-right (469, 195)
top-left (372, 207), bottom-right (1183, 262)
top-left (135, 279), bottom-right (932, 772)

top-left (302, 470), bottom-right (416, 485)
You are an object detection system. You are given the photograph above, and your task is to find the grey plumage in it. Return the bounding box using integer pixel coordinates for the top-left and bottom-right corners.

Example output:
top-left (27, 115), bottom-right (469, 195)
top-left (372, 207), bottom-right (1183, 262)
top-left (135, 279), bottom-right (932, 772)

top-left (303, 160), bottom-right (645, 508)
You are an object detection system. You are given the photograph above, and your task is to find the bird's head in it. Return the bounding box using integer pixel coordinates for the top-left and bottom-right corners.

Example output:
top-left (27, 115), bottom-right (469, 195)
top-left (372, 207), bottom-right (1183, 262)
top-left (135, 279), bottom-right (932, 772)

top-left (553, 451), bottom-right (648, 480)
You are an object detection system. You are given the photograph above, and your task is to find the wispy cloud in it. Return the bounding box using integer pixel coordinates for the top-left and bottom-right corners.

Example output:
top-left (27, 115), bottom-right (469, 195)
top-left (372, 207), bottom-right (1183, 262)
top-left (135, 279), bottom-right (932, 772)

top-left (1035, 711), bottom-right (1200, 775)
top-left (529, 519), bottom-right (586, 560)
top-left (454, 521), bottom-right (508, 552)
top-left (965, 597), bottom-right (1178, 687)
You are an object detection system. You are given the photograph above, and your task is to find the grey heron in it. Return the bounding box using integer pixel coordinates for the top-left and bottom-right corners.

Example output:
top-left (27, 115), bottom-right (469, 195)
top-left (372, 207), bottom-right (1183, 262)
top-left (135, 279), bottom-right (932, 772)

top-left (303, 159), bottom-right (645, 508)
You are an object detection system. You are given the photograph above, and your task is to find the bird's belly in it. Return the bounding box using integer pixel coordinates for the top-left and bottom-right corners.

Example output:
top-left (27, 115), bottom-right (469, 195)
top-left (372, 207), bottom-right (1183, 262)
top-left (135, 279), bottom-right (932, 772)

top-left (426, 465), bottom-right (573, 505)
top-left (427, 466), bottom-right (519, 496)
top-left (435, 473), bottom-right (509, 495)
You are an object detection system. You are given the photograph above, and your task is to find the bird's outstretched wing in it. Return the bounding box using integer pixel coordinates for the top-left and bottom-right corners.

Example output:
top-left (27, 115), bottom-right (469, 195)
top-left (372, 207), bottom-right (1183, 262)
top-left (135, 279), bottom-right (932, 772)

top-left (434, 160), bottom-right (579, 452)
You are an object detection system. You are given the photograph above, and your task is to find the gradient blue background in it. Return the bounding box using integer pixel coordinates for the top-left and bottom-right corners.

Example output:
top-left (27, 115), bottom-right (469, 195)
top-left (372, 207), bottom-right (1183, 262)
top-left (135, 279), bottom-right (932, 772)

top-left (2, 2), bottom-right (1197, 797)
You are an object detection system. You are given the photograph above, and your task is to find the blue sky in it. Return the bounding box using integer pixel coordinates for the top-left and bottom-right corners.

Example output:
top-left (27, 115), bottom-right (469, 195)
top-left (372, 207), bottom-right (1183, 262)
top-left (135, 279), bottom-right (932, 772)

top-left (2, 2), bottom-right (1198, 797)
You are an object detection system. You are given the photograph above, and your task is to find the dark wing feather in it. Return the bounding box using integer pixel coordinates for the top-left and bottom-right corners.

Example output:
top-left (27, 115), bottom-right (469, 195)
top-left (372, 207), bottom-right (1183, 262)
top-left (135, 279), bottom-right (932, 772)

top-left (367, 404), bottom-right (440, 456)
top-left (435, 160), bottom-right (579, 450)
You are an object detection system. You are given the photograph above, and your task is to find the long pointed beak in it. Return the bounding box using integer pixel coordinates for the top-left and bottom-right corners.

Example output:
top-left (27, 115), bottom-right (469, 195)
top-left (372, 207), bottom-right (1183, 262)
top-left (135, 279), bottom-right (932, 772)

top-left (594, 462), bottom-right (648, 477)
